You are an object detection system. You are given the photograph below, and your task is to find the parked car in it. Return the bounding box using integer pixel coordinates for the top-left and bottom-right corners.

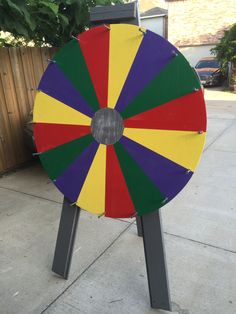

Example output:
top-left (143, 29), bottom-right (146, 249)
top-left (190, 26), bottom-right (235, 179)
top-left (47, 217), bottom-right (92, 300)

top-left (195, 57), bottom-right (224, 86)
top-left (193, 68), bottom-right (204, 94)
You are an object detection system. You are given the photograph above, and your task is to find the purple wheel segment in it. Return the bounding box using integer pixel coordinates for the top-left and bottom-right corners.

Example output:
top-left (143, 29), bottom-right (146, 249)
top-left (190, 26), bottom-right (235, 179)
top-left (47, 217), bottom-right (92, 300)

top-left (55, 141), bottom-right (99, 202)
top-left (115, 30), bottom-right (178, 113)
top-left (119, 136), bottom-right (193, 202)
top-left (38, 63), bottom-right (95, 117)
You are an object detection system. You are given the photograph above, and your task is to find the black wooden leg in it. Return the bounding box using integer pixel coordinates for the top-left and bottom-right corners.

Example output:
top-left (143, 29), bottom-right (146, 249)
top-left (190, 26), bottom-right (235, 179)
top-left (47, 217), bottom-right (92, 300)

top-left (136, 216), bottom-right (143, 237)
top-left (141, 210), bottom-right (171, 311)
top-left (52, 197), bottom-right (80, 279)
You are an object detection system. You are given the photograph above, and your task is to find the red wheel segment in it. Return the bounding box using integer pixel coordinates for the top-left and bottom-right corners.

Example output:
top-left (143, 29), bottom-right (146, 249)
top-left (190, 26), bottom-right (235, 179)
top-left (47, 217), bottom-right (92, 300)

top-left (34, 123), bottom-right (91, 153)
top-left (78, 25), bottom-right (110, 108)
top-left (105, 145), bottom-right (135, 218)
top-left (124, 90), bottom-right (206, 132)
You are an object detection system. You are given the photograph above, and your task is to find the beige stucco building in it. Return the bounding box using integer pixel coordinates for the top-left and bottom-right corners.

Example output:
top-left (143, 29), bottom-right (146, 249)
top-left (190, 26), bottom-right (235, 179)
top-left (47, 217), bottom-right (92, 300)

top-left (140, 0), bottom-right (236, 66)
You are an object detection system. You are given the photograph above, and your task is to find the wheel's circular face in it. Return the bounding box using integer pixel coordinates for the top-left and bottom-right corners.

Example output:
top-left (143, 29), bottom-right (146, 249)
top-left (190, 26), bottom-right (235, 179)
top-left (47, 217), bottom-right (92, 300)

top-left (91, 108), bottom-right (124, 145)
top-left (33, 24), bottom-right (207, 218)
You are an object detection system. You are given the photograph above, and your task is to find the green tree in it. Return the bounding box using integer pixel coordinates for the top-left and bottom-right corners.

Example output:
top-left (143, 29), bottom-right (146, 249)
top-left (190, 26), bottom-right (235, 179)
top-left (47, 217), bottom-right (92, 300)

top-left (0, 0), bottom-right (124, 47)
top-left (211, 24), bottom-right (236, 69)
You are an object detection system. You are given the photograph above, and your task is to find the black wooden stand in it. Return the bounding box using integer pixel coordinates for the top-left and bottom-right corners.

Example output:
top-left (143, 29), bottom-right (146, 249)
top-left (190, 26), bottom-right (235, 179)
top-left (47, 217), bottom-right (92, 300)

top-left (141, 211), bottom-right (171, 310)
top-left (52, 197), bottom-right (171, 311)
top-left (52, 198), bottom-right (80, 279)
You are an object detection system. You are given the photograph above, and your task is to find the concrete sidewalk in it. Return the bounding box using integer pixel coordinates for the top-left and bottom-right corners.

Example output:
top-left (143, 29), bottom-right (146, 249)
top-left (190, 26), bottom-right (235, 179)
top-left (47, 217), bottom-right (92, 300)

top-left (0, 89), bottom-right (236, 314)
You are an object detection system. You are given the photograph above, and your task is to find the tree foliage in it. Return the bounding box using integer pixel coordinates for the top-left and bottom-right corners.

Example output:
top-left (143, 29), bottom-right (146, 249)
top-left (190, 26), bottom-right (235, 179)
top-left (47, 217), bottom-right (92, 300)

top-left (0, 0), bottom-right (124, 47)
top-left (211, 23), bottom-right (236, 68)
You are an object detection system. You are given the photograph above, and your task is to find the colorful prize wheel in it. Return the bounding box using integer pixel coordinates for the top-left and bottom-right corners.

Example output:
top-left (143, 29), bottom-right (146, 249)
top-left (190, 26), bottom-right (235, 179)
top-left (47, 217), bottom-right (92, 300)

top-left (33, 24), bottom-right (207, 218)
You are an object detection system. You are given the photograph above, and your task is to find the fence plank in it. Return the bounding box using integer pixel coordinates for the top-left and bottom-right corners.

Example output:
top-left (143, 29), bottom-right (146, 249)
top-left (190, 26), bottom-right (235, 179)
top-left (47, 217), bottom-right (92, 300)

top-left (20, 47), bottom-right (37, 108)
top-left (31, 48), bottom-right (44, 89)
top-left (0, 144), bottom-right (5, 173)
top-left (0, 79), bottom-right (8, 172)
top-left (41, 47), bottom-right (51, 71)
top-left (0, 79), bottom-right (13, 171)
top-left (0, 47), bottom-right (57, 173)
top-left (8, 48), bottom-right (30, 123)
top-left (49, 47), bottom-right (58, 59)
top-left (0, 50), bottom-right (18, 170)
top-left (0, 48), bottom-right (28, 165)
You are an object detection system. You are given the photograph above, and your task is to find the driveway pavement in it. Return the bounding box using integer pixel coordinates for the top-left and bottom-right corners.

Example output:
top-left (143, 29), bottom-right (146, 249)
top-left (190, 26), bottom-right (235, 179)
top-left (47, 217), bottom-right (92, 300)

top-left (0, 88), bottom-right (236, 314)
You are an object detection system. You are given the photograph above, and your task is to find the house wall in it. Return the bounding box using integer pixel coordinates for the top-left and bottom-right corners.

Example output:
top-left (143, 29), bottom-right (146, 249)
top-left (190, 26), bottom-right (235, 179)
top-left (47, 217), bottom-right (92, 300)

top-left (140, 0), bottom-right (167, 13)
top-left (167, 0), bottom-right (236, 47)
top-left (180, 44), bottom-right (215, 67)
top-left (141, 16), bottom-right (166, 37)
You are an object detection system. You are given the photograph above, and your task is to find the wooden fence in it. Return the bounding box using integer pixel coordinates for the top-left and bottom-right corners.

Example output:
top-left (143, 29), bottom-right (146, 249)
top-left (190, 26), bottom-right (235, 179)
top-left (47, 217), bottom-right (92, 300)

top-left (0, 47), bottom-right (58, 173)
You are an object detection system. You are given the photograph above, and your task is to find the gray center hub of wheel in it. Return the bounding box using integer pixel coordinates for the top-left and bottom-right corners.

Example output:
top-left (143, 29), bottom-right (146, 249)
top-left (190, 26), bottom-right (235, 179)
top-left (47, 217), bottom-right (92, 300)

top-left (91, 108), bottom-right (124, 145)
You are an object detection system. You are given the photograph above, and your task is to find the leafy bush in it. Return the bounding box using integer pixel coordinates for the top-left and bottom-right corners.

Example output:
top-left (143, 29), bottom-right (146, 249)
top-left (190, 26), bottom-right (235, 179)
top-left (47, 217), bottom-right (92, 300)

top-left (211, 23), bottom-right (236, 68)
top-left (0, 0), bottom-right (123, 47)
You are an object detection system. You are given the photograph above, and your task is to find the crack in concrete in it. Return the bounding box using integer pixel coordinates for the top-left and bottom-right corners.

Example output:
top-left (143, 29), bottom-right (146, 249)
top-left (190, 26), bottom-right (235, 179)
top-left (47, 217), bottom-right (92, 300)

top-left (1, 186), bottom-right (235, 256)
top-left (0, 186), bottom-right (62, 205)
top-left (204, 119), bottom-right (236, 152)
top-left (164, 231), bottom-right (236, 254)
top-left (0, 186), bottom-right (131, 224)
